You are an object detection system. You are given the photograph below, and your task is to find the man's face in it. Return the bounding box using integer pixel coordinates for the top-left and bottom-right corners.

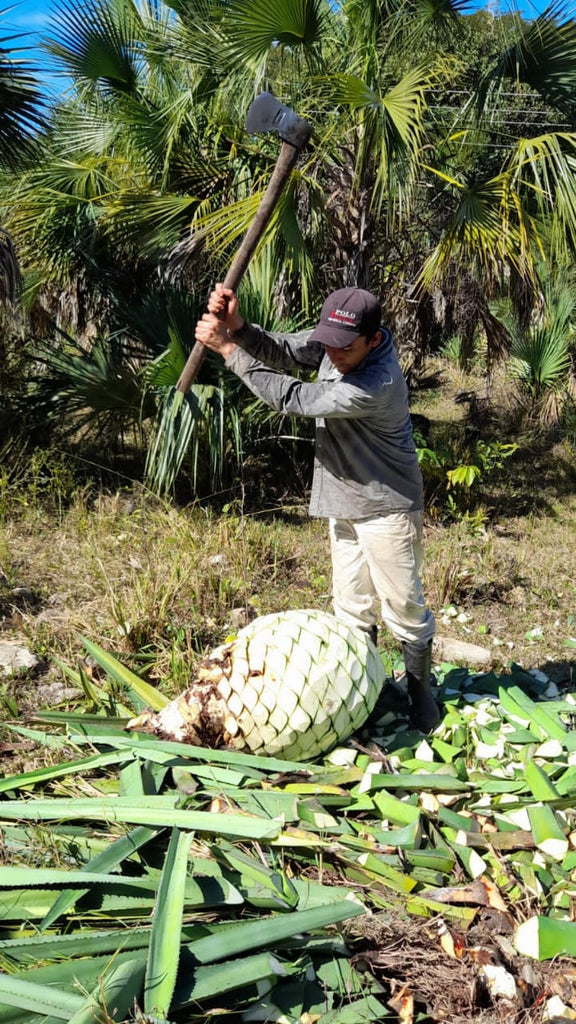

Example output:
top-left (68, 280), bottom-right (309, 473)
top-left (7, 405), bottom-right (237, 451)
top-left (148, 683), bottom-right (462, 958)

top-left (322, 331), bottom-right (381, 374)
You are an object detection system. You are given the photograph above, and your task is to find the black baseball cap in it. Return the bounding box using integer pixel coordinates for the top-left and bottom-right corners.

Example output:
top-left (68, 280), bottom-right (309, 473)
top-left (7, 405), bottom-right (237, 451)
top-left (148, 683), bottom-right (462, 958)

top-left (309, 287), bottom-right (382, 348)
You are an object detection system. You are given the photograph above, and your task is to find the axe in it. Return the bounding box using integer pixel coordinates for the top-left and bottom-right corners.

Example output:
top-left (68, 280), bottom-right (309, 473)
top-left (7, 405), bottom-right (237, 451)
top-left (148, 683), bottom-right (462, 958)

top-left (176, 93), bottom-right (313, 394)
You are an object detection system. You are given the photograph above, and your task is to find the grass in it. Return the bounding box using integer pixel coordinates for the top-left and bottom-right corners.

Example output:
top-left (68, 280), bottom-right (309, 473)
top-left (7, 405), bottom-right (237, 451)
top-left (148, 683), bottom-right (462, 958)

top-left (0, 354), bottom-right (575, 714)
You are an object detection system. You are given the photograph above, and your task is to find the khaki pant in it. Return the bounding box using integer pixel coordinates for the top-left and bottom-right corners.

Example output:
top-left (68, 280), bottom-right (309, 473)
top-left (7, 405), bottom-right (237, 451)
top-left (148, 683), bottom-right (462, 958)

top-left (329, 511), bottom-right (435, 646)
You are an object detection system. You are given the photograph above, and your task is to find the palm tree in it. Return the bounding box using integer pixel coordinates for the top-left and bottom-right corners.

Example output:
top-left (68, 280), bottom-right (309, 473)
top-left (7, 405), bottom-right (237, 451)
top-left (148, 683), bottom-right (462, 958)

top-left (7, 0), bottom-right (576, 490)
top-left (0, 8), bottom-right (46, 448)
top-left (418, 1), bottom-right (576, 366)
top-left (0, 8), bottom-right (45, 303)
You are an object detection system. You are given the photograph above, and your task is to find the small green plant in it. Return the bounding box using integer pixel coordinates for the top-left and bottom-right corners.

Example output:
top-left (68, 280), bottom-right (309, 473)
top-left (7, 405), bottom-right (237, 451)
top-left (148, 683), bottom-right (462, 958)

top-left (440, 334), bottom-right (462, 363)
top-left (417, 436), bottom-right (518, 519)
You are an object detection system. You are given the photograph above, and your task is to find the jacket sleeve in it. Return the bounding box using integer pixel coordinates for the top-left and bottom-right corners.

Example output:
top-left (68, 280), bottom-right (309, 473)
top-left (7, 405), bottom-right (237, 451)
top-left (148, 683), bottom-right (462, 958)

top-left (225, 347), bottom-right (383, 419)
top-left (231, 322), bottom-right (323, 371)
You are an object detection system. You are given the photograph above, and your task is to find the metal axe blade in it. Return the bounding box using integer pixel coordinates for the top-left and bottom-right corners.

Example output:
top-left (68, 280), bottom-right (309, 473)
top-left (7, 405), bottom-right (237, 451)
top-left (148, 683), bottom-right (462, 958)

top-left (245, 91), bottom-right (312, 150)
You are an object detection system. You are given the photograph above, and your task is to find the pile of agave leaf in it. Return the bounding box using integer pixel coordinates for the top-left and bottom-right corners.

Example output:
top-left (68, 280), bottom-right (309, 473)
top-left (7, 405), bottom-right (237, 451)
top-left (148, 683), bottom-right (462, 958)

top-left (2, 640), bottom-right (576, 1023)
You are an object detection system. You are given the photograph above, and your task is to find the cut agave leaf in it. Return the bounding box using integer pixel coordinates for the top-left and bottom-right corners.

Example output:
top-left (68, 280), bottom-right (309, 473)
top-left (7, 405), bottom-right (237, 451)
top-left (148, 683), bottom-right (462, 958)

top-left (527, 805), bottom-right (569, 861)
top-left (81, 636), bottom-right (170, 712)
top-left (524, 760), bottom-right (561, 801)
top-left (514, 915), bottom-right (576, 960)
top-left (126, 610), bottom-right (386, 760)
top-left (145, 827), bottom-right (193, 1015)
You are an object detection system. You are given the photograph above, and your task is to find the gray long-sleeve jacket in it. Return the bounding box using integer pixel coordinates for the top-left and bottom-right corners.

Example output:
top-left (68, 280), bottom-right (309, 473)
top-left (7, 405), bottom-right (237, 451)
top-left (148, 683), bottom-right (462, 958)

top-left (226, 321), bottom-right (423, 520)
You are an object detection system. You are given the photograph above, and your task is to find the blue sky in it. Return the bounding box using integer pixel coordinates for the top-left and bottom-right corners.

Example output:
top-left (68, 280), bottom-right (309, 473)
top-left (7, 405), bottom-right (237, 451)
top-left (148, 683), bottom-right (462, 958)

top-left (4, 1), bottom-right (51, 40)
top-left (3, 2), bottom-right (59, 94)
top-left (0, 0), bottom-right (563, 68)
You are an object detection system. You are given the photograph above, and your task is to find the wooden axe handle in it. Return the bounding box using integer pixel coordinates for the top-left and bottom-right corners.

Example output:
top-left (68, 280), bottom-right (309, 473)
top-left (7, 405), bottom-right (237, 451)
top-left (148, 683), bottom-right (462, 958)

top-left (176, 140), bottom-right (301, 394)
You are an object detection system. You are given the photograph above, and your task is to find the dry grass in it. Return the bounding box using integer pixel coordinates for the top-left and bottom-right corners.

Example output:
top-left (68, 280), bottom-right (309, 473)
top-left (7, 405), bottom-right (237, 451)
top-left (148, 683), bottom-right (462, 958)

top-left (0, 490), bottom-right (331, 706)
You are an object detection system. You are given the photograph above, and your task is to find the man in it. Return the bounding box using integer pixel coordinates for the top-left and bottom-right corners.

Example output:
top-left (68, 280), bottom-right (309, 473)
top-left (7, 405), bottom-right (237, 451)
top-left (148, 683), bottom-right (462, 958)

top-left (195, 284), bottom-right (439, 732)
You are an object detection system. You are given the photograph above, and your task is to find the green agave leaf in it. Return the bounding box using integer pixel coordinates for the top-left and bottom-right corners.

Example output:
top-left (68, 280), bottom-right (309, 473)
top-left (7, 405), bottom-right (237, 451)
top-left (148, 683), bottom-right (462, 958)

top-left (0, 974), bottom-right (83, 1019)
top-left (372, 790), bottom-right (420, 825)
top-left (515, 915), bottom-right (576, 961)
top-left (0, 750), bottom-right (134, 795)
top-left (354, 853), bottom-right (417, 894)
top-left (0, 864), bottom-right (239, 905)
top-left (172, 763), bottom-right (255, 788)
top-left (80, 636), bottom-right (169, 711)
top-left (404, 849), bottom-right (456, 872)
top-left (68, 957), bottom-right (146, 1024)
top-left (506, 686), bottom-right (567, 740)
top-left (527, 804), bottom-right (569, 861)
top-left (41, 825), bottom-right (159, 930)
top-left (1, 723), bottom-right (74, 751)
top-left (365, 772), bottom-right (471, 793)
top-left (71, 730), bottom-right (320, 773)
top-left (144, 827), bottom-right (193, 1016)
top-left (120, 757), bottom-right (146, 797)
top-left (318, 993), bottom-right (391, 1022)
top-left (0, 867), bottom-right (163, 891)
top-left (0, 928), bottom-right (153, 964)
top-left (174, 951), bottom-right (287, 1009)
top-left (212, 844), bottom-right (299, 910)
top-left (524, 760), bottom-right (562, 801)
top-left (185, 900), bottom-right (364, 965)
top-left (450, 842), bottom-right (487, 880)
top-left (0, 797), bottom-right (280, 840)
top-left (32, 712), bottom-right (132, 734)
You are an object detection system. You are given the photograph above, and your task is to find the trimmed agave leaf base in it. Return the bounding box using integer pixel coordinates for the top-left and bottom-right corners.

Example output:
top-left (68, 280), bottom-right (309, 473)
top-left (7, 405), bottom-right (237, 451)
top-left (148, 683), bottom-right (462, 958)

top-left (127, 609), bottom-right (387, 760)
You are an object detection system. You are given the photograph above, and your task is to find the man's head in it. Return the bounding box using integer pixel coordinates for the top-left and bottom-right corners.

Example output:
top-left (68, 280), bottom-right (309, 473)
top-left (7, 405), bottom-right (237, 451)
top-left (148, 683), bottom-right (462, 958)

top-left (309, 287), bottom-right (382, 372)
top-left (309, 287), bottom-right (382, 348)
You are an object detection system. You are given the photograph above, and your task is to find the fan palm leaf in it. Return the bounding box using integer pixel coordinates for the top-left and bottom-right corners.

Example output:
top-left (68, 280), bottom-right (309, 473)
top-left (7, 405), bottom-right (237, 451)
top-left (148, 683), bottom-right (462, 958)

top-left (476, 1), bottom-right (576, 122)
top-left (0, 13), bottom-right (45, 171)
top-left (510, 326), bottom-right (572, 390)
top-left (33, 329), bottom-right (157, 442)
top-left (507, 132), bottom-right (576, 257)
top-left (222, 0), bottom-right (329, 73)
top-left (419, 170), bottom-right (538, 287)
top-left (45, 0), bottom-right (144, 91)
top-left (508, 270), bottom-right (576, 423)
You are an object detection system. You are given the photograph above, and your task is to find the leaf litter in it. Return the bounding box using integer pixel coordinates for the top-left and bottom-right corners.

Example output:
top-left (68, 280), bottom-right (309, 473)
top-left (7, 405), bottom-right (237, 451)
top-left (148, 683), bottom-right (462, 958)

top-left (1, 647), bottom-right (576, 1023)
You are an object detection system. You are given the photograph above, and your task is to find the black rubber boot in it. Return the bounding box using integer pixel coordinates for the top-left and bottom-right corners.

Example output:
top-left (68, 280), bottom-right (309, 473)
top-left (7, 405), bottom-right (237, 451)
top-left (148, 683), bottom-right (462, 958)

top-left (401, 640), bottom-right (440, 732)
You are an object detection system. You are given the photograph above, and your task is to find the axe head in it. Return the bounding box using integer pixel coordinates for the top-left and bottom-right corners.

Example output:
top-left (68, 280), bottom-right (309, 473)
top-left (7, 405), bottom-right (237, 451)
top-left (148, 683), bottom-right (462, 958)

top-left (246, 92), bottom-right (312, 150)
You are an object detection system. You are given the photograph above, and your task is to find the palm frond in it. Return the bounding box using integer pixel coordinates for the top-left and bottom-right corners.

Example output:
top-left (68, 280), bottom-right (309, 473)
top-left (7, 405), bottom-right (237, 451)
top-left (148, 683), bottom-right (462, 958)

top-left (404, 0), bottom-right (475, 46)
top-left (510, 326), bottom-right (572, 390)
top-left (32, 329), bottom-right (156, 442)
top-left (46, 0), bottom-right (144, 92)
top-left (419, 171), bottom-right (539, 288)
top-left (476, 2), bottom-right (576, 123)
top-left (507, 132), bottom-right (576, 258)
top-left (320, 67), bottom-right (431, 217)
top-left (225, 0), bottom-right (328, 65)
top-left (0, 228), bottom-right (21, 303)
top-left (145, 377), bottom-right (243, 496)
top-left (106, 191), bottom-right (198, 255)
top-left (0, 31), bottom-right (45, 169)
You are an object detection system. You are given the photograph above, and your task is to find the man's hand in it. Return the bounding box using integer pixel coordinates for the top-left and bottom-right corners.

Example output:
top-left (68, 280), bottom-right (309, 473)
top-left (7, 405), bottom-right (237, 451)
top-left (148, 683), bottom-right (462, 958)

top-left (206, 284), bottom-right (244, 333)
top-left (195, 313), bottom-right (236, 360)
top-left (195, 284), bottom-right (244, 360)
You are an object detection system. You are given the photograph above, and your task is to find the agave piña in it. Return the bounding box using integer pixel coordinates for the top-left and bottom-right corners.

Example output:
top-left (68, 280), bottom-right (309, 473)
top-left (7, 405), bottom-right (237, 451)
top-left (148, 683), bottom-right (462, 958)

top-left (127, 609), bottom-right (386, 760)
